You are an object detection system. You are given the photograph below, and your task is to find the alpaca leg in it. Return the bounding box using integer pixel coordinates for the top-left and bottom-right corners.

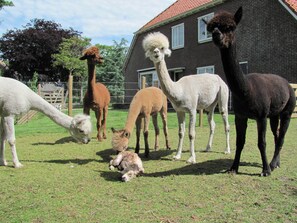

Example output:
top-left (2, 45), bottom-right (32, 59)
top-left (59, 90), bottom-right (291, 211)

top-left (173, 112), bottom-right (186, 160)
top-left (143, 114), bottom-right (151, 158)
top-left (270, 113), bottom-right (291, 171)
top-left (205, 109), bottom-right (215, 152)
top-left (95, 109), bottom-right (103, 141)
top-left (101, 106), bottom-right (108, 139)
top-left (152, 114), bottom-right (160, 151)
top-left (83, 107), bottom-right (90, 115)
top-left (222, 110), bottom-right (231, 154)
top-left (256, 118), bottom-right (271, 176)
top-left (135, 117), bottom-right (142, 154)
top-left (269, 116), bottom-right (279, 145)
top-left (4, 116), bottom-right (23, 168)
top-left (0, 118), bottom-right (7, 166)
top-left (160, 109), bottom-right (171, 150)
top-left (187, 110), bottom-right (197, 164)
top-left (229, 116), bottom-right (247, 174)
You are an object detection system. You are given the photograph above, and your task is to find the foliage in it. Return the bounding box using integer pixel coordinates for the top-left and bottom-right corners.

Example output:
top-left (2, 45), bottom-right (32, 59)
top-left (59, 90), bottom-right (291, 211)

top-left (52, 36), bottom-right (91, 79)
top-left (27, 71), bottom-right (39, 92)
top-left (0, 0), bottom-right (13, 9)
top-left (0, 110), bottom-right (296, 222)
top-left (0, 19), bottom-right (81, 82)
top-left (96, 38), bottom-right (128, 102)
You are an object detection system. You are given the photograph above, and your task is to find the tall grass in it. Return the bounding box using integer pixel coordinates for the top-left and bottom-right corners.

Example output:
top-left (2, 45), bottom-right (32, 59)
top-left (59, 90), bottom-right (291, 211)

top-left (0, 109), bottom-right (296, 223)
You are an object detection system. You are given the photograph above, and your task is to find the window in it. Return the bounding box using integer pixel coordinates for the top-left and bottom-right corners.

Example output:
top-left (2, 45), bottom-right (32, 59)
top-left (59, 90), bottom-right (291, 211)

top-left (139, 71), bottom-right (158, 88)
top-left (239, 61), bottom-right (248, 74)
top-left (198, 13), bottom-right (214, 43)
top-left (197, 65), bottom-right (215, 74)
top-left (171, 23), bottom-right (184, 49)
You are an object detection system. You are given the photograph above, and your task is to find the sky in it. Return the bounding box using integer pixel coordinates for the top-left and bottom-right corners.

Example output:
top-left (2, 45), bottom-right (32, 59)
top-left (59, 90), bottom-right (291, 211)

top-left (0, 0), bottom-right (176, 46)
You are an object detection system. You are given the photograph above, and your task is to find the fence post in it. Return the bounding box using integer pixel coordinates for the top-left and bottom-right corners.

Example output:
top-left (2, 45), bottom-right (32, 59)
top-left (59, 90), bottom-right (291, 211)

top-left (141, 76), bottom-right (146, 89)
top-left (68, 74), bottom-right (73, 117)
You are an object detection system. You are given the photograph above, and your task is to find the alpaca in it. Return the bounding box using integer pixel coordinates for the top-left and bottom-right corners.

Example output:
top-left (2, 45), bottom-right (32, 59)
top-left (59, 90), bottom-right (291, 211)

top-left (80, 46), bottom-right (111, 141)
top-left (111, 86), bottom-right (170, 157)
top-left (207, 7), bottom-right (296, 176)
top-left (109, 150), bottom-right (144, 182)
top-left (142, 32), bottom-right (231, 164)
top-left (0, 77), bottom-right (92, 168)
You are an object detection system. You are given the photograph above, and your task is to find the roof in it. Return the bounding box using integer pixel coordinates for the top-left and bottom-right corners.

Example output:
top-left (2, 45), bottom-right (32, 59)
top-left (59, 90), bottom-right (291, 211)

top-left (138, 0), bottom-right (224, 33)
top-left (284, 0), bottom-right (297, 13)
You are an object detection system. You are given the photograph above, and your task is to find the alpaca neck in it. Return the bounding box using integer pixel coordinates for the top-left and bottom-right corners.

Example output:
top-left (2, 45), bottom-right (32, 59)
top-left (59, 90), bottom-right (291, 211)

top-left (220, 43), bottom-right (249, 98)
top-left (154, 60), bottom-right (176, 100)
top-left (31, 94), bottom-right (72, 129)
top-left (87, 62), bottom-right (96, 97)
top-left (124, 102), bottom-right (142, 133)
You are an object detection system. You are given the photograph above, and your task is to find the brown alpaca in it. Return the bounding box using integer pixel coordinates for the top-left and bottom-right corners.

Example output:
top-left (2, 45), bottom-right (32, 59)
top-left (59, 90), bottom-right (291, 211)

top-left (207, 7), bottom-right (296, 176)
top-left (80, 46), bottom-right (111, 141)
top-left (111, 87), bottom-right (170, 157)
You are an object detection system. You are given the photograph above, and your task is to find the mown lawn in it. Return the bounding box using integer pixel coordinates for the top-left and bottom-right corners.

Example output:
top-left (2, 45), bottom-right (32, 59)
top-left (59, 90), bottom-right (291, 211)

top-left (0, 109), bottom-right (296, 223)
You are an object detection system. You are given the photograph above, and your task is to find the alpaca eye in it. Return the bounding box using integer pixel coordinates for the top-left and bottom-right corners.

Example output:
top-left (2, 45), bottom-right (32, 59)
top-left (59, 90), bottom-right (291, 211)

top-left (79, 129), bottom-right (84, 133)
top-left (161, 47), bottom-right (164, 50)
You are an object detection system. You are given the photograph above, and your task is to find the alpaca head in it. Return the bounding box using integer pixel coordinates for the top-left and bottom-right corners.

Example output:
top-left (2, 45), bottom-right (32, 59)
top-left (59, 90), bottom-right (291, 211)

top-left (111, 127), bottom-right (130, 152)
top-left (69, 114), bottom-right (92, 144)
top-left (79, 46), bottom-right (104, 65)
top-left (142, 32), bottom-right (172, 63)
top-left (207, 6), bottom-right (242, 48)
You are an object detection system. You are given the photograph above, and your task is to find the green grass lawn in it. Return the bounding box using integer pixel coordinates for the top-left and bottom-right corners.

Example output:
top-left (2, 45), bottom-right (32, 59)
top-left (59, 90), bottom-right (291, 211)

top-left (0, 109), bottom-right (296, 223)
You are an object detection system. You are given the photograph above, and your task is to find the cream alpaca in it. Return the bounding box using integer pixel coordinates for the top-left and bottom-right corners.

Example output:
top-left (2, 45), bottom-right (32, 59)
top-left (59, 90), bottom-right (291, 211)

top-left (111, 87), bottom-right (170, 157)
top-left (109, 150), bottom-right (144, 182)
top-left (143, 32), bottom-right (230, 164)
top-left (0, 77), bottom-right (92, 168)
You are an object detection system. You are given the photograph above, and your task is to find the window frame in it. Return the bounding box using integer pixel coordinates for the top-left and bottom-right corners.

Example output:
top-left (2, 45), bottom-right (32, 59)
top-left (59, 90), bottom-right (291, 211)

top-left (197, 12), bottom-right (214, 43)
top-left (196, 65), bottom-right (215, 74)
top-left (171, 23), bottom-right (184, 50)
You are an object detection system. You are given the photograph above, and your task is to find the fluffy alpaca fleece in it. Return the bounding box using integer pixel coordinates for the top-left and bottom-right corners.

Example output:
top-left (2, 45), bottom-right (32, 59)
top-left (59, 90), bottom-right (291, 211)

top-left (142, 32), bottom-right (231, 164)
top-left (111, 87), bottom-right (170, 158)
top-left (80, 46), bottom-right (110, 141)
top-left (0, 77), bottom-right (92, 168)
top-left (109, 151), bottom-right (144, 182)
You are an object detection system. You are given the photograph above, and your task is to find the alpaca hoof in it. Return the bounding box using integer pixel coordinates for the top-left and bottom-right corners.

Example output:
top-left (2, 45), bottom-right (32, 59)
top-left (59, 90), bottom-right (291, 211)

top-left (186, 157), bottom-right (196, 164)
top-left (109, 165), bottom-right (115, 171)
top-left (166, 146), bottom-right (171, 150)
top-left (269, 162), bottom-right (280, 171)
top-left (173, 154), bottom-right (181, 160)
top-left (224, 150), bottom-right (231, 154)
top-left (260, 171), bottom-right (271, 177)
top-left (14, 162), bottom-right (23, 168)
top-left (0, 160), bottom-right (8, 166)
top-left (227, 169), bottom-right (237, 175)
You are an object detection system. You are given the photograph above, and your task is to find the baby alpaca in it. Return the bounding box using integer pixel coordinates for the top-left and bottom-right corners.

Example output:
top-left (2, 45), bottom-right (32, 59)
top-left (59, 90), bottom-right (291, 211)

top-left (109, 151), bottom-right (144, 182)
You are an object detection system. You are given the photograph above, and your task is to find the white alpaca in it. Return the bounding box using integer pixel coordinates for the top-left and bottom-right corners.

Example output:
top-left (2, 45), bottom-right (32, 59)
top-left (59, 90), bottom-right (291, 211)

top-left (142, 32), bottom-right (230, 164)
top-left (0, 77), bottom-right (92, 168)
top-left (109, 151), bottom-right (144, 182)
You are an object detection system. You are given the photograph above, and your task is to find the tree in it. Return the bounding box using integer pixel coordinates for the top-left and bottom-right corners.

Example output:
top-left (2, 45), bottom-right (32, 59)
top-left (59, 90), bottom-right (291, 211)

top-left (96, 38), bottom-right (128, 102)
top-left (0, 0), bottom-right (13, 9)
top-left (0, 19), bottom-right (81, 81)
top-left (52, 36), bottom-right (91, 79)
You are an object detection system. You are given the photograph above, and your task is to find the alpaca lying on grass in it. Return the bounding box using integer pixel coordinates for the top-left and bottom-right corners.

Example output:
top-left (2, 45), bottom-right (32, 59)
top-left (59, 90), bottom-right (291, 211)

top-left (111, 87), bottom-right (170, 157)
top-left (142, 32), bottom-right (230, 164)
top-left (109, 150), bottom-right (144, 182)
top-left (0, 77), bottom-right (92, 168)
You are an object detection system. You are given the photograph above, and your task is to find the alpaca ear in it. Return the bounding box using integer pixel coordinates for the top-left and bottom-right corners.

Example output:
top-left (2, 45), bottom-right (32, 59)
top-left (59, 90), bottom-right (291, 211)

top-left (234, 6), bottom-right (242, 25)
top-left (123, 130), bottom-right (130, 139)
top-left (79, 55), bottom-right (87, 60)
top-left (145, 51), bottom-right (150, 58)
top-left (164, 48), bottom-right (171, 57)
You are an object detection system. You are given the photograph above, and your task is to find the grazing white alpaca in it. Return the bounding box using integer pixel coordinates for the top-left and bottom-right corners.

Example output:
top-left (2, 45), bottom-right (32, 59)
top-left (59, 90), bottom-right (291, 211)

top-left (142, 32), bottom-right (230, 164)
top-left (109, 150), bottom-right (144, 182)
top-left (0, 77), bottom-right (92, 168)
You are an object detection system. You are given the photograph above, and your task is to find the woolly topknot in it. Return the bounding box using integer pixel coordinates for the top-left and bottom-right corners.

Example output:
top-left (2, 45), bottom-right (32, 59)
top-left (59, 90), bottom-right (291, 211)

top-left (142, 32), bottom-right (170, 53)
top-left (83, 46), bottom-right (99, 56)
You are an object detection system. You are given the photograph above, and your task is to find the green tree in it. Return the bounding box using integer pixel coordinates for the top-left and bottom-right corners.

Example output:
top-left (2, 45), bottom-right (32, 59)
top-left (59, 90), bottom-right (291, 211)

top-left (0, 0), bottom-right (13, 9)
top-left (96, 38), bottom-right (128, 103)
top-left (52, 36), bottom-right (91, 80)
top-left (0, 19), bottom-right (81, 81)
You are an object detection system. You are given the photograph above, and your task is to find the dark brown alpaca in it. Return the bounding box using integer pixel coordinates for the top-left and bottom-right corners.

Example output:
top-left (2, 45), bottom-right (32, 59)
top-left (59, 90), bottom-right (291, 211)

top-left (80, 46), bottom-right (111, 141)
top-left (207, 7), bottom-right (296, 176)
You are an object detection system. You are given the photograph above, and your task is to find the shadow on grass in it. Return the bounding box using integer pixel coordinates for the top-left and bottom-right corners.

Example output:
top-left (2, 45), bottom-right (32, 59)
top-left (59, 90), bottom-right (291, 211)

top-left (31, 136), bottom-right (77, 146)
top-left (23, 158), bottom-right (97, 165)
top-left (143, 159), bottom-right (262, 177)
